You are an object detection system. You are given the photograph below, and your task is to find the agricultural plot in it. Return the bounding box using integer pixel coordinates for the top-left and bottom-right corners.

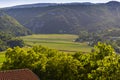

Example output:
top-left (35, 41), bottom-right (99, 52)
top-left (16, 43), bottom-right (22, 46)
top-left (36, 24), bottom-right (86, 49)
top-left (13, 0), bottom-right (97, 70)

top-left (20, 34), bottom-right (92, 53)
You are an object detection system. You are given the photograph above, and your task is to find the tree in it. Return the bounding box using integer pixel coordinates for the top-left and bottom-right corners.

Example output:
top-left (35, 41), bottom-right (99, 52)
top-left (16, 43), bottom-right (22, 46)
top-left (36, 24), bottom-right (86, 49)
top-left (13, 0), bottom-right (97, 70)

top-left (45, 55), bottom-right (83, 80)
top-left (73, 42), bottom-right (120, 80)
top-left (1, 43), bottom-right (120, 80)
top-left (7, 38), bottom-right (25, 48)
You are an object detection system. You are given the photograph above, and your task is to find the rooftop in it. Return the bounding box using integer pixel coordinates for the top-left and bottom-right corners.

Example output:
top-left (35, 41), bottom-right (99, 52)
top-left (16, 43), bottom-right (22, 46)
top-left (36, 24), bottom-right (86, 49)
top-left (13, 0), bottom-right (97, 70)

top-left (0, 69), bottom-right (39, 80)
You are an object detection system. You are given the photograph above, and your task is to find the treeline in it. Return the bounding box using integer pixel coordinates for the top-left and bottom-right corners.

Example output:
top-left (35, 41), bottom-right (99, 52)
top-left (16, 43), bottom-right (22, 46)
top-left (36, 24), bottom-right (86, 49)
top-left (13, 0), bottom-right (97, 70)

top-left (0, 32), bottom-right (24, 51)
top-left (1, 43), bottom-right (120, 80)
top-left (76, 30), bottom-right (120, 53)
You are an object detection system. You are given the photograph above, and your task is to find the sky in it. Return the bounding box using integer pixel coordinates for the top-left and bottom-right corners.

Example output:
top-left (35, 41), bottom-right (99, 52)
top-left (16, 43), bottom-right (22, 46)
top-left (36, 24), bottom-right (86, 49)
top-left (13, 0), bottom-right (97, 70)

top-left (0, 0), bottom-right (120, 8)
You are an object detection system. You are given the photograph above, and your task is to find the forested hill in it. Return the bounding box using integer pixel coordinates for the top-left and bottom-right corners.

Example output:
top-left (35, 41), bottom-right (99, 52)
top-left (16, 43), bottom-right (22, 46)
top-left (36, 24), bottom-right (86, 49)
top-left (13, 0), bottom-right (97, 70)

top-left (3, 1), bottom-right (120, 34)
top-left (0, 11), bottom-right (31, 36)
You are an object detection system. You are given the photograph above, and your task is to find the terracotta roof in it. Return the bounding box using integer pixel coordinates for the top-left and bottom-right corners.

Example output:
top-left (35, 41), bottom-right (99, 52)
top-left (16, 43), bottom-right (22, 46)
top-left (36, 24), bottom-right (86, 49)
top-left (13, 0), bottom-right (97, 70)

top-left (0, 69), bottom-right (39, 80)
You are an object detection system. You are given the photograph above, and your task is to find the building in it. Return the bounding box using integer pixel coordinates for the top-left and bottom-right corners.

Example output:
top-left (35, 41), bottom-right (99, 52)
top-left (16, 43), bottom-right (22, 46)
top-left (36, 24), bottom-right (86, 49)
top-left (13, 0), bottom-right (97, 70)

top-left (0, 69), bottom-right (39, 80)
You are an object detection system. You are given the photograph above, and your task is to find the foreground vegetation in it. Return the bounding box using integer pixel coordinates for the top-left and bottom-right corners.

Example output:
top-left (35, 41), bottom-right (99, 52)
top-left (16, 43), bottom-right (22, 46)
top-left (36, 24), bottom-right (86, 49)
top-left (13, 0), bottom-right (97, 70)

top-left (20, 34), bottom-right (92, 53)
top-left (0, 52), bottom-right (5, 67)
top-left (1, 42), bottom-right (120, 80)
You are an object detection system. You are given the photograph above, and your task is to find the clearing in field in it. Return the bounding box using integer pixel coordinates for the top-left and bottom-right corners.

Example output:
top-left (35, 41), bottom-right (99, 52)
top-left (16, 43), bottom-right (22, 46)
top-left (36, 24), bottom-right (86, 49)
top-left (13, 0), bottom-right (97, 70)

top-left (20, 34), bottom-right (92, 53)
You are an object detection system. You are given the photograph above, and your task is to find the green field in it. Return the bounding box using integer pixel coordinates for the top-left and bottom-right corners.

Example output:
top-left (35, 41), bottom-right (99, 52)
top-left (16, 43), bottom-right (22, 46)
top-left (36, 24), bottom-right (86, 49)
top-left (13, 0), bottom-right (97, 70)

top-left (20, 34), bottom-right (92, 53)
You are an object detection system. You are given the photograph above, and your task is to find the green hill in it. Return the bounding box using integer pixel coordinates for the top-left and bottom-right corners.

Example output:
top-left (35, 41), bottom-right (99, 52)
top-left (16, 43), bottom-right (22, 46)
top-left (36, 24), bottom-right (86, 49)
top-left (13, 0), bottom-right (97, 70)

top-left (3, 1), bottom-right (120, 34)
top-left (0, 12), bottom-right (31, 36)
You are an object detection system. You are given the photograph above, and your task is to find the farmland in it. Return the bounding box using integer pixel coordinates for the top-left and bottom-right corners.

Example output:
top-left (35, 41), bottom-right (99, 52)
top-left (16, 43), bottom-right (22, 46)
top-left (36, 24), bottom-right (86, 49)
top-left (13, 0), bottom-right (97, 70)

top-left (20, 34), bottom-right (92, 53)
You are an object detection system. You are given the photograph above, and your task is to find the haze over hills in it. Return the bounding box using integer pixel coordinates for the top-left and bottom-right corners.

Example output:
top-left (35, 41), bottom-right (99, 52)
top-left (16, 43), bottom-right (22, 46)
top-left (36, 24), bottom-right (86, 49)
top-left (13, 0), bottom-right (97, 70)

top-left (7, 3), bottom-right (58, 9)
top-left (3, 1), bottom-right (120, 34)
top-left (0, 11), bottom-right (31, 36)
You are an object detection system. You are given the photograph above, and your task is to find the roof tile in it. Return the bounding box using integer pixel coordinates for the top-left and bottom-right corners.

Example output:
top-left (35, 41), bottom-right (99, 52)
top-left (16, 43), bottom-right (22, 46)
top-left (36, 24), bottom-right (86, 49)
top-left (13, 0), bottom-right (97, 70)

top-left (0, 69), bottom-right (39, 80)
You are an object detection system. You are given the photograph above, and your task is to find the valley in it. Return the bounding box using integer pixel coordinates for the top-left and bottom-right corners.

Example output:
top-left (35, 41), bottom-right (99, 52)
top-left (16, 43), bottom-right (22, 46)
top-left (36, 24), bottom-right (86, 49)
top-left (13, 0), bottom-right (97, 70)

top-left (0, 1), bottom-right (120, 79)
top-left (20, 34), bottom-right (92, 53)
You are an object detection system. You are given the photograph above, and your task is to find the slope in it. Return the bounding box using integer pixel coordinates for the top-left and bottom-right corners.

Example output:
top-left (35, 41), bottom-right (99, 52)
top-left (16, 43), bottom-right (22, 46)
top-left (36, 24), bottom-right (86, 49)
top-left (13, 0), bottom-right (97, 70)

top-left (3, 1), bottom-right (120, 34)
top-left (0, 11), bottom-right (31, 36)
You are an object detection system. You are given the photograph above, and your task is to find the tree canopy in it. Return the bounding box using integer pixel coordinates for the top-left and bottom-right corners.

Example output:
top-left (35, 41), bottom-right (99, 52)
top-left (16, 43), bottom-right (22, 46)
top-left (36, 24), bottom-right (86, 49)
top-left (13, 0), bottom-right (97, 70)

top-left (1, 43), bottom-right (120, 80)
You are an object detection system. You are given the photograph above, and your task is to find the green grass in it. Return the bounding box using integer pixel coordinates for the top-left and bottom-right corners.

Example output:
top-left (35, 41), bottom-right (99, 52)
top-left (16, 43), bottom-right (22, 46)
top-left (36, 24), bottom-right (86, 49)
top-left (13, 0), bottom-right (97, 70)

top-left (20, 34), bottom-right (93, 53)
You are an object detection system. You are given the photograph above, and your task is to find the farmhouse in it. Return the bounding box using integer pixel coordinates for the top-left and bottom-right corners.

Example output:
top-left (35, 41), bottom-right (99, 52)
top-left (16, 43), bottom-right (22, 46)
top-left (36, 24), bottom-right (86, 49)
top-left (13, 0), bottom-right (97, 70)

top-left (0, 69), bottom-right (39, 80)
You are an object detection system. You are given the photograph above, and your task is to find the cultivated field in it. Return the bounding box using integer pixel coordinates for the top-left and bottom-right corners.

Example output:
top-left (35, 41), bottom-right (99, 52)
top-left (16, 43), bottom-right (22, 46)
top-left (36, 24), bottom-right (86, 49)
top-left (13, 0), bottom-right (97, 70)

top-left (20, 34), bottom-right (92, 53)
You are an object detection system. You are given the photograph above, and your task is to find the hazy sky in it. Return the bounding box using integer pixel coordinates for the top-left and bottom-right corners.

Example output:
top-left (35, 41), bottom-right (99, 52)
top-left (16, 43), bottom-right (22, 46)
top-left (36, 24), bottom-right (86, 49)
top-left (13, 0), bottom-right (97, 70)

top-left (0, 0), bottom-right (120, 8)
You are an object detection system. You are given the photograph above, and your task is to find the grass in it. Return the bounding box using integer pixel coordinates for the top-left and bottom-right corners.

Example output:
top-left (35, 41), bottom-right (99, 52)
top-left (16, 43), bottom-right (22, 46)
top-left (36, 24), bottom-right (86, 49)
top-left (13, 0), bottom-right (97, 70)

top-left (20, 34), bottom-right (93, 53)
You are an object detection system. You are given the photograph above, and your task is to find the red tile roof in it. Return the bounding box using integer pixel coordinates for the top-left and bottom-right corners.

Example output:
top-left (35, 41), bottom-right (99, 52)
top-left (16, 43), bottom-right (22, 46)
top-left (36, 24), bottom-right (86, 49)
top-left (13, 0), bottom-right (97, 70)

top-left (0, 69), bottom-right (39, 80)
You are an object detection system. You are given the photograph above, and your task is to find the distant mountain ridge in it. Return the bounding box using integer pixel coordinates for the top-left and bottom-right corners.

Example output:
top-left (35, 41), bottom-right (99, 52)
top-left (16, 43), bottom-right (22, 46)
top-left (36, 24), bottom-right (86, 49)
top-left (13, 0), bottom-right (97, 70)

top-left (3, 1), bottom-right (120, 34)
top-left (6, 1), bottom-right (120, 9)
top-left (4, 2), bottom-right (96, 9)
top-left (7, 3), bottom-right (58, 9)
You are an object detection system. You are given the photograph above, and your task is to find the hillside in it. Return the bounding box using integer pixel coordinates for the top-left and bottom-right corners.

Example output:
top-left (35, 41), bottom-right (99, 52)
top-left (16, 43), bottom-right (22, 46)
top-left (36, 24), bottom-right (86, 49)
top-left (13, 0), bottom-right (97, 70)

top-left (0, 11), bottom-right (31, 36)
top-left (3, 1), bottom-right (120, 34)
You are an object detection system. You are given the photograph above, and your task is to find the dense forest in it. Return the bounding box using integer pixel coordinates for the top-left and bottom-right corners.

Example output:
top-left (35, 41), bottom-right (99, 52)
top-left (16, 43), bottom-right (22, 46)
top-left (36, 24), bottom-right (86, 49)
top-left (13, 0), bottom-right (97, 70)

top-left (1, 43), bottom-right (120, 80)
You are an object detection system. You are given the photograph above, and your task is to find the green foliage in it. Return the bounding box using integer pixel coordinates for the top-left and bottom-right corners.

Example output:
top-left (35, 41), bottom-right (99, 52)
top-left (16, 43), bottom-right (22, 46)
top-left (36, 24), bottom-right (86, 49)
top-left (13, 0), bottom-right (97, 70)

top-left (1, 43), bottom-right (120, 80)
top-left (76, 30), bottom-right (120, 53)
top-left (0, 13), bottom-right (31, 36)
top-left (73, 42), bottom-right (120, 79)
top-left (0, 11), bottom-right (31, 50)
top-left (76, 32), bottom-right (103, 46)
top-left (0, 52), bottom-right (5, 68)
top-left (0, 32), bottom-right (25, 51)
top-left (45, 56), bottom-right (82, 80)
top-left (0, 33), bottom-right (11, 51)
top-left (7, 38), bottom-right (25, 48)
top-left (1, 45), bottom-right (59, 70)
top-left (5, 2), bottom-right (120, 34)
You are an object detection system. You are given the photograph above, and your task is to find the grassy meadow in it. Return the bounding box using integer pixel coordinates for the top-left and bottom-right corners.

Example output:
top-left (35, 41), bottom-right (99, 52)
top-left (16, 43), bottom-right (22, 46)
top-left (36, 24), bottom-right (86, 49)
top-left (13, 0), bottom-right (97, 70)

top-left (20, 34), bottom-right (92, 53)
